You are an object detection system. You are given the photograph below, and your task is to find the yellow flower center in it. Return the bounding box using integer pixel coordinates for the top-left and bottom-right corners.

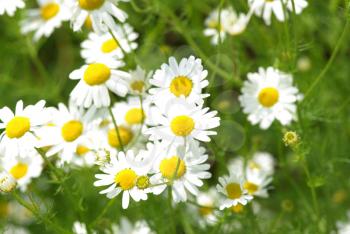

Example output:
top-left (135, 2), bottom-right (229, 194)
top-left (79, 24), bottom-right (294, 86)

top-left (84, 15), bottom-right (92, 30)
top-left (136, 176), bottom-right (150, 189)
top-left (131, 81), bottom-right (145, 93)
top-left (10, 163), bottom-right (28, 180)
top-left (248, 161), bottom-right (261, 171)
top-left (41, 3), bottom-right (60, 20)
top-left (125, 108), bottom-right (144, 125)
top-left (6, 116), bottom-right (31, 139)
top-left (114, 168), bottom-right (137, 190)
top-left (76, 145), bottom-right (90, 156)
top-left (61, 120), bottom-right (83, 142)
top-left (108, 126), bottom-right (133, 149)
top-left (231, 204), bottom-right (244, 213)
top-left (258, 87), bottom-right (279, 108)
top-left (169, 76), bottom-right (193, 97)
top-left (225, 183), bottom-right (242, 199)
top-left (199, 205), bottom-right (213, 216)
top-left (159, 156), bottom-right (186, 180)
top-left (170, 115), bottom-right (195, 137)
top-left (244, 181), bottom-right (259, 195)
top-left (83, 63), bottom-right (111, 86)
top-left (101, 38), bottom-right (119, 53)
top-left (78, 0), bottom-right (105, 10)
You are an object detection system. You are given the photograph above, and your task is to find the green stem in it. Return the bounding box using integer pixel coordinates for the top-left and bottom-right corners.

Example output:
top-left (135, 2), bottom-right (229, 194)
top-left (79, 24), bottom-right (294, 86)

top-left (13, 191), bottom-right (72, 234)
top-left (25, 37), bottom-right (49, 81)
top-left (157, 3), bottom-right (241, 87)
top-left (90, 198), bottom-right (116, 228)
top-left (303, 13), bottom-right (349, 100)
top-left (108, 106), bottom-right (125, 152)
top-left (167, 187), bottom-right (176, 234)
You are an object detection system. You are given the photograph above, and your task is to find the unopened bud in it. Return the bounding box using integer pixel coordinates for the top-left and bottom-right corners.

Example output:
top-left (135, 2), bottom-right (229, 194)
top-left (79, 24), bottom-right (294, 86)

top-left (0, 171), bottom-right (17, 193)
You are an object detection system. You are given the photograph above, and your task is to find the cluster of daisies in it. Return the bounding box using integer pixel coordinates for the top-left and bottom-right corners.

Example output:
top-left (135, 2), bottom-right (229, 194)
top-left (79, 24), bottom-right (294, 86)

top-left (3, 0), bottom-right (346, 233)
top-left (204, 0), bottom-right (308, 44)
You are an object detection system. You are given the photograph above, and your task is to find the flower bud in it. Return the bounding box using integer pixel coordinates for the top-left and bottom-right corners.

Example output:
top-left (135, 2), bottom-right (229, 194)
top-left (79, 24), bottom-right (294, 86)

top-left (283, 131), bottom-right (299, 147)
top-left (0, 171), bottom-right (17, 193)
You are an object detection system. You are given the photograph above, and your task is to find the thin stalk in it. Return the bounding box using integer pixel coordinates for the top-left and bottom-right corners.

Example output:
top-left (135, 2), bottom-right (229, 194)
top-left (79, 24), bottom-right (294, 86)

top-left (167, 187), bottom-right (176, 234)
top-left (13, 191), bottom-right (72, 234)
top-left (90, 198), bottom-right (116, 228)
top-left (303, 11), bottom-right (349, 100)
top-left (108, 106), bottom-right (125, 152)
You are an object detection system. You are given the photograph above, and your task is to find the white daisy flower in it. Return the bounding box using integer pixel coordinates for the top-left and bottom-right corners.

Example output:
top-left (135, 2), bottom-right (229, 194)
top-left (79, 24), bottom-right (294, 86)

top-left (1, 151), bottom-right (43, 191)
top-left (3, 225), bottom-right (29, 234)
top-left (150, 141), bottom-right (212, 203)
top-left (204, 7), bottom-right (252, 45)
top-left (72, 221), bottom-right (96, 234)
top-left (228, 152), bottom-right (275, 198)
top-left (0, 100), bottom-right (50, 158)
top-left (20, 0), bottom-right (71, 41)
top-left (146, 98), bottom-right (220, 145)
top-left (37, 102), bottom-right (96, 166)
top-left (0, 171), bottom-right (17, 193)
top-left (248, 0), bottom-right (308, 25)
top-left (195, 188), bottom-right (220, 226)
top-left (149, 56), bottom-right (209, 109)
top-left (336, 212), bottom-right (350, 234)
top-left (94, 150), bottom-right (152, 209)
top-left (80, 23), bottom-right (138, 63)
top-left (127, 66), bottom-right (152, 95)
top-left (0, 0), bottom-right (25, 16)
top-left (216, 172), bottom-right (253, 210)
top-left (69, 0), bottom-right (128, 34)
top-left (69, 61), bottom-right (130, 108)
top-left (112, 217), bottom-right (155, 234)
top-left (239, 67), bottom-right (303, 129)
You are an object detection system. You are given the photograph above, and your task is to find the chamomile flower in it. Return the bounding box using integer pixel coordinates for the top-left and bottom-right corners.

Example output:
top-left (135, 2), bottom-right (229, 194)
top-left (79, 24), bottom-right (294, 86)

top-left (0, 0), bottom-right (25, 16)
top-left (0, 100), bottom-right (50, 158)
top-left (94, 150), bottom-right (152, 209)
top-left (72, 221), bottom-right (95, 234)
top-left (20, 0), bottom-right (71, 41)
top-left (112, 217), bottom-right (155, 234)
top-left (195, 188), bottom-right (219, 226)
top-left (204, 7), bottom-right (251, 45)
top-left (150, 141), bottom-right (212, 203)
top-left (1, 151), bottom-right (43, 191)
top-left (228, 152), bottom-right (275, 198)
top-left (80, 23), bottom-right (138, 63)
top-left (248, 0), bottom-right (308, 25)
top-left (149, 56), bottom-right (209, 108)
top-left (336, 212), bottom-right (350, 234)
top-left (37, 102), bottom-right (96, 165)
top-left (127, 66), bottom-right (152, 95)
top-left (69, 0), bottom-right (128, 34)
top-left (69, 61), bottom-right (130, 108)
top-left (146, 99), bottom-right (220, 144)
top-left (216, 172), bottom-right (253, 210)
top-left (239, 67), bottom-right (303, 129)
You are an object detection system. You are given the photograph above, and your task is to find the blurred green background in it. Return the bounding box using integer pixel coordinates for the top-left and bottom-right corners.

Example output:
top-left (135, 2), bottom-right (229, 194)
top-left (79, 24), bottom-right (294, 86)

top-left (1, 0), bottom-right (350, 233)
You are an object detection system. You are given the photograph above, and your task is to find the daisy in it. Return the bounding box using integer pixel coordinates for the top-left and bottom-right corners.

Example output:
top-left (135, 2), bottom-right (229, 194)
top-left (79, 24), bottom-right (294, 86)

top-left (69, 0), bottom-right (128, 34)
top-left (248, 0), bottom-right (308, 25)
top-left (239, 67), bottom-right (303, 129)
top-left (0, 0), bottom-right (25, 16)
top-left (216, 172), bottom-right (253, 210)
top-left (195, 188), bottom-right (219, 226)
top-left (80, 23), bottom-right (138, 63)
top-left (112, 217), bottom-right (155, 234)
top-left (0, 100), bottom-right (51, 158)
top-left (228, 152), bottom-right (275, 198)
top-left (336, 212), bottom-right (350, 234)
top-left (20, 0), bottom-right (71, 41)
top-left (127, 66), bottom-right (152, 95)
top-left (149, 56), bottom-right (209, 109)
top-left (37, 102), bottom-right (97, 166)
top-left (94, 150), bottom-right (152, 209)
top-left (146, 98), bottom-right (220, 144)
top-left (204, 7), bottom-right (252, 45)
top-left (1, 151), bottom-right (43, 191)
top-left (69, 61), bottom-right (130, 108)
top-left (150, 141), bottom-right (212, 203)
